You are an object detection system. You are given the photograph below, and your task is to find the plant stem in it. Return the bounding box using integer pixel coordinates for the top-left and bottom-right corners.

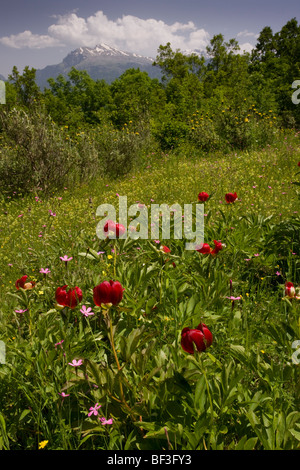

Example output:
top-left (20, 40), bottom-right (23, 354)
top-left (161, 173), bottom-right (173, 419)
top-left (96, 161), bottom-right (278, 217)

top-left (108, 312), bottom-right (132, 414)
top-left (113, 241), bottom-right (117, 277)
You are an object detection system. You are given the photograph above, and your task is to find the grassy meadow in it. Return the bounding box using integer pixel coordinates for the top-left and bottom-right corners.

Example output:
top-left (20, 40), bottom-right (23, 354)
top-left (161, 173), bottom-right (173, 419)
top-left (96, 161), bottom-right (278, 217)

top-left (0, 126), bottom-right (300, 450)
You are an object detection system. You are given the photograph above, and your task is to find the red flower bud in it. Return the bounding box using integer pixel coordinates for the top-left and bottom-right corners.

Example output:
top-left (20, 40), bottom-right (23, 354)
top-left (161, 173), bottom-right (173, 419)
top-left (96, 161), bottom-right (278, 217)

top-left (285, 281), bottom-right (295, 298)
top-left (225, 192), bottom-right (237, 203)
top-left (196, 243), bottom-right (211, 254)
top-left (198, 192), bottom-right (209, 202)
top-left (104, 220), bottom-right (126, 238)
top-left (115, 223), bottom-right (126, 237)
top-left (109, 281), bottom-right (124, 305)
top-left (93, 280), bottom-right (124, 307)
top-left (210, 240), bottom-right (223, 255)
top-left (181, 323), bottom-right (213, 354)
top-left (56, 285), bottom-right (82, 309)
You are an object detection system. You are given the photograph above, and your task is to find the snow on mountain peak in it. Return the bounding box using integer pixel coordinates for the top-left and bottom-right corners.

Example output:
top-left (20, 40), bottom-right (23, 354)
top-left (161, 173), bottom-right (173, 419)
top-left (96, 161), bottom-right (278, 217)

top-left (90, 43), bottom-right (130, 56)
top-left (63, 43), bottom-right (155, 68)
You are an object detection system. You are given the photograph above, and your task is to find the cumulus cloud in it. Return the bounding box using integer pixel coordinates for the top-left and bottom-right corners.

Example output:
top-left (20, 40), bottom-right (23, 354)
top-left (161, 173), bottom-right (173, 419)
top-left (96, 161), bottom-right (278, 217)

top-left (237, 29), bottom-right (259, 39)
top-left (0, 10), bottom-right (211, 56)
top-left (0, 30), bottom-right (62, 49)
top-left (239, 42), bottom-right (256, 54)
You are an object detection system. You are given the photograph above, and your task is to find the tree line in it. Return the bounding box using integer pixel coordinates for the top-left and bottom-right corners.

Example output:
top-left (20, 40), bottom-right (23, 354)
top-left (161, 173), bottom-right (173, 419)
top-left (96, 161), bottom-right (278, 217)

top-left (1, 18), bottom-right (300, 157)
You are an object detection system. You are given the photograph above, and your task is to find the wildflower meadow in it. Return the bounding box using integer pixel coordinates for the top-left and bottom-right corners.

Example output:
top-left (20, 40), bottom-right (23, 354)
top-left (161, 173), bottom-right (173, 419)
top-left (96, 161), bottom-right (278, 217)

top-left (1, 22), bottom-right (300, 452)
top-left (0, 130), bottom-right (300, 451)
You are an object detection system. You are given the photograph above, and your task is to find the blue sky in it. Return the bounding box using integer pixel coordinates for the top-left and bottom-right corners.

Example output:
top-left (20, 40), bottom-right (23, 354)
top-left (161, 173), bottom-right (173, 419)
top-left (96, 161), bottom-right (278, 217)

top-left (0, 0), bottom-right (299, 77)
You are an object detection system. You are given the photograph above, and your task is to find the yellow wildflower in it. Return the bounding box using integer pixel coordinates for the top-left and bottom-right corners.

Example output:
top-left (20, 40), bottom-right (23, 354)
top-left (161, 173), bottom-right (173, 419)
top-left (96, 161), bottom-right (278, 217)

top-left (39, 440), bottom-right (48, 450)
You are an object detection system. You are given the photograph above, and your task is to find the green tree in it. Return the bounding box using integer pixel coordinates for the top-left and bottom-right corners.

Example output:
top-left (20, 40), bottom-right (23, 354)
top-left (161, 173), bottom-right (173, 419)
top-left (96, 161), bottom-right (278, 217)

top-left (109, 68), bottom-right (165, 130)
top-left (8, 66), bottom-right (40, 107)
top-left (274, 18), bottom-right (300, 63)
top-left (203, 35), bottom-right (252, 113)
top-left (44, 68), bottom-right (112, 126)
top-left (153, 43), bottom-right (205, 117)
top-left (250, 18), bottom-right (300, 125)
top-left (153, 42), bottom-right (205, 82)
top-left (206, 34), bottom-right (240, 73)
top-left (250, 26), bottom-right (276, 64)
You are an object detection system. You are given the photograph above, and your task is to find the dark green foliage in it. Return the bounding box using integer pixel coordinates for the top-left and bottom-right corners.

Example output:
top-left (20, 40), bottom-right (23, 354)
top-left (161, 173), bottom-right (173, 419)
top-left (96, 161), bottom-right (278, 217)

top-left (250, 18), bottom-right (300, 126)
top-left (44, 68), bottom-right (112, 126)
top-left (8, 65), bottom-right (41, 107)
top-left (0, 107), bottom-right (99, 195)
top-left (109, 68), bottom-right (165, 129)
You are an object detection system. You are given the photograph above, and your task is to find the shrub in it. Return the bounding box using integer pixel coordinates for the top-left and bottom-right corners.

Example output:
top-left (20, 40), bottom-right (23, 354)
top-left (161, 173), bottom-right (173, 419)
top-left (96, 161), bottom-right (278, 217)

top-left (0, 108), bottom-right (98, 195)
top-left (188, 114), bottom-right (222, 152)
top-left (152, 118), bottom-right (189, 151)
top-left (91, 123), bottom-right (143, 178)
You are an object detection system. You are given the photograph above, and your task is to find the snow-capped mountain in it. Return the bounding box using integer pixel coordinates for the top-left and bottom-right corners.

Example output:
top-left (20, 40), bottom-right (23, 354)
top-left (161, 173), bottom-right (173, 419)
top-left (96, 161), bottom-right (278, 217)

top-left (2, 44), bottom-right (210, 88)
top-left (35, 43), bottom-right (159, 89)
top-left (62, 43), bottom-right (149, 66)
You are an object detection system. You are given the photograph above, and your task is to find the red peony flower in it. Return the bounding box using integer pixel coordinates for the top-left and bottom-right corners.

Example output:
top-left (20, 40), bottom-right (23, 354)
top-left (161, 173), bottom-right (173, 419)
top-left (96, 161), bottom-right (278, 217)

top-left (225, 192), bottom-right (238, 203)
top-left (285, 281), bottom-right (295, 298)
top-left (15, 275), bottom-right (35, 290)
top-left (198, 192), bottom-right (209, 202)
top-left (298, 162), bottom-right (300, 166)
top-left (93, 280), bottom-right (124, 307)
top-left (196, 243), bottom-right (211, 254)
top-left (104, 220), bottom-right (126, 238)
top-left (109, 281), bottom-right (124, 305)
top-left (181, 323), bottom-right (213, 354)
top-left (161, 245), bottom-right (171, 253)
top-left (210, 240), bottom-right (223, 255)
top-left (56, 285), bottom-right (82, 309)
top-left (115, 223), bottom-right (126, 237)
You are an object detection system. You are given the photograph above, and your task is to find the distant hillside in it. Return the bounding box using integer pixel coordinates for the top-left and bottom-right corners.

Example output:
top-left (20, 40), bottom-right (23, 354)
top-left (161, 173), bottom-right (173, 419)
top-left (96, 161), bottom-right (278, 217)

top-left (35, 43), bottom-right (162, 90)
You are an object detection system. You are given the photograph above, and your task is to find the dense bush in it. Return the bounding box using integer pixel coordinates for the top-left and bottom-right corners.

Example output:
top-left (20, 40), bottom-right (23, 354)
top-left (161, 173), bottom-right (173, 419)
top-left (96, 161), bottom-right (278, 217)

top-left (89, 123), bottom-right (147, 178)
top-left (0, 108), bottom-right (99, 195)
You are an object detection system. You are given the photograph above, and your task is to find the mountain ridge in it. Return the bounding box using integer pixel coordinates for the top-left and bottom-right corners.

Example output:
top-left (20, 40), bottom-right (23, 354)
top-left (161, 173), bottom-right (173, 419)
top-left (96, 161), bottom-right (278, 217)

top-left (1, 43), bottom-right (208, 89)
top-left (34, 43), bottom-right (161, 89)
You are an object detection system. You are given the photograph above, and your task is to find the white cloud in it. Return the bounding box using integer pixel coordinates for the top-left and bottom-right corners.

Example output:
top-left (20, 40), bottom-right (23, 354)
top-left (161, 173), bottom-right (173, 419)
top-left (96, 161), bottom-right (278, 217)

top-left (0, 10), bottom-right (211, 56)
top-left (0, 30), bottom-right (62, 49)
top-left (239, 42), bottom-right (256, 54)
top-left (237, 29), bottom-right (258, 39)
top-left (187, 29), bottom-right (211, 51)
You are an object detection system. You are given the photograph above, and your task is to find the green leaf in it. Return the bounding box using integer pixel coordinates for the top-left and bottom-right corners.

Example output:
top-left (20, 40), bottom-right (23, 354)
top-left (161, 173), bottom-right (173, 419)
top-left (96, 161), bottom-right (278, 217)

top-left (244, 437), bottom-right (258, 450)
top-left (229, 344), bottom-right (249, 365)
top-left (19, 409), bottom-right (31, 422)
top-left (119, 325), bottom-right (146, 362)
top-left (78, 251), bottom-right (98, 260)
top-left (145, 297), bottom-right (157, 314)
top-left (186, 295), bottom-right (198, 315)
top-left (235, 435), bottom-right (247, 450)
top-left (275, 411), bottom-right (286, 449)
top-left (207, 352), bottom-right (222, 368)
top-left (289, 429), bottom-right (300, 441)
